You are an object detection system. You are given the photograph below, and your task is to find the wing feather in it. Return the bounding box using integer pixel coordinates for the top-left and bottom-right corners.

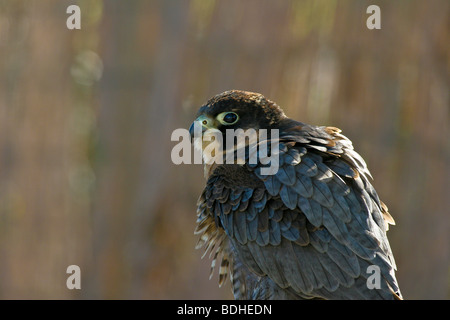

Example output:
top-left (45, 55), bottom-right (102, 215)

top-left (197, 124), bottom-right (401, 299)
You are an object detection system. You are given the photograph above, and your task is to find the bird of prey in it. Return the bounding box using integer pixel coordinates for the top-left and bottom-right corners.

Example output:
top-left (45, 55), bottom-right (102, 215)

top-left (189, 90), bottom-right (402, 300)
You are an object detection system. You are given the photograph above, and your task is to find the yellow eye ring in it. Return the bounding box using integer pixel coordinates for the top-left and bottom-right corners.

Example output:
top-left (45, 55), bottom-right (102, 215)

top-left (217, 112), bottom-right (239, 125)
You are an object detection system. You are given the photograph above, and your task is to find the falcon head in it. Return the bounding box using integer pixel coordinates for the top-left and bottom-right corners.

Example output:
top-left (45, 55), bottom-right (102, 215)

top-left (189, 90), bottom-right (292, 169)
top-left (189, 90), bottom-right (286, 137)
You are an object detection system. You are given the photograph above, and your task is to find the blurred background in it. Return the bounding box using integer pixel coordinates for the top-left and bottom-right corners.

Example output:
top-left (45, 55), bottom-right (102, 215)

top-left (0, 0), bottom-right (448, 299)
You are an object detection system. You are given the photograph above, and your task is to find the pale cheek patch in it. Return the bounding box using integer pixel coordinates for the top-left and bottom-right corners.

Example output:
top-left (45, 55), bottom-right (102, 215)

top-left (193, 128), bottom-right (280, 175)
top-left (195, 129), bottom-right (224, 164)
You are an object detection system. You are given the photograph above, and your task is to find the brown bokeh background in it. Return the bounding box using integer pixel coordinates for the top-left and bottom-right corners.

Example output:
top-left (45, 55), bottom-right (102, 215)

top-left (0, 0), bottom-right (448, 299)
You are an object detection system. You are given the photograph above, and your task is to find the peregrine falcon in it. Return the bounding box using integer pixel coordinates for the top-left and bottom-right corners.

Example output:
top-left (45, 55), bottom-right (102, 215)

top-left (189, 90), bottom-right (402, 300)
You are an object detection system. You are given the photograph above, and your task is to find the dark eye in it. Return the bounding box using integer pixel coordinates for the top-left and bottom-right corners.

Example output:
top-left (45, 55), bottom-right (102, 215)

top-left (218, 112), bottom-right (239, 125)
top-left (223, 113), bottom-right (237, 123)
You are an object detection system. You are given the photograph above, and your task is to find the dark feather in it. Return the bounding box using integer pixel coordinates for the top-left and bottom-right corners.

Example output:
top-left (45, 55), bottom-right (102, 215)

top-left (275, 165), bottom-right (297, 186)
top-left (279, 185), bottom-right (298, 210)
top-left (264, 175), bottom-right (282, 196)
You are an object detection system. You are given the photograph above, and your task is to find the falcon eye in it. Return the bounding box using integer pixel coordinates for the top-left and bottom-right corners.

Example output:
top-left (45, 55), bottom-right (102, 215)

top-left (217, 112), bottom-right (239, 125)
top-left (223, 113), bottom-right (237, 123)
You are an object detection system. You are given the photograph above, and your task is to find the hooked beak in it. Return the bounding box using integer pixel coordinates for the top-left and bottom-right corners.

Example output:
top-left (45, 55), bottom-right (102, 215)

top-left (189, 115), bottom-right (214, 142)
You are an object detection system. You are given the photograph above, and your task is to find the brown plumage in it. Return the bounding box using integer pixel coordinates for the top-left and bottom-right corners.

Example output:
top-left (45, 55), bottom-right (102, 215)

top-left (190, 90), bottom-right (402, 299)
